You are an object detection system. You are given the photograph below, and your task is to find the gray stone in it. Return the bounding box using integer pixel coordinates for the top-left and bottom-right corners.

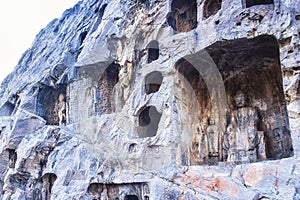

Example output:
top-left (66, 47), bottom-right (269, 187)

top-left (0, 0), bottom-right (299, 199)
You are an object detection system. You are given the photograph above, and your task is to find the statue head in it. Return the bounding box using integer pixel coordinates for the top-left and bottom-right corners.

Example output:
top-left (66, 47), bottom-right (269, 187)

top-left (234, 91), bottom-right (246, 108)
top-left (58, 93), bottom-right (65, 102)
top-left (209, 117), bottom-right (215, 125)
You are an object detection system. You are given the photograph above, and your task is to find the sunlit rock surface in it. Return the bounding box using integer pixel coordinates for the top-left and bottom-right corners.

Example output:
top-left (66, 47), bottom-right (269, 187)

top-left (0, 0), bottom-right (299, 199)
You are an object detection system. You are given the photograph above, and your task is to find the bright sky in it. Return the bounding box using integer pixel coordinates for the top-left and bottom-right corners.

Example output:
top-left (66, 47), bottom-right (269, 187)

top-left (0, 0), bottom-right (80, 84)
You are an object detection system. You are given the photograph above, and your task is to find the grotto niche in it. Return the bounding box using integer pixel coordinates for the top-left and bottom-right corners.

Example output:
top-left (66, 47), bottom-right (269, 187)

top-left (86, 183), bottom-right (147, 199)
top-left (245, 0), bottom-right (274, 8)
top-left (175, 35), bottom-right (293, 165)
top-left (167, 0), bottom-right (197, 32)
top-left (144, 71), bottom-right (163, 95)
top-left (203, 0), bottom-right (222, 19)
top-left (41, 173), bottom-right (57, 200)
top-left (147, 40), bottom-right (159, 63)
top-left (137, 106), bottom-right (162, 138)
top-left (97, 63), bottom-right (120, 115)
top-left (36, 84), bottom-right (67, 125)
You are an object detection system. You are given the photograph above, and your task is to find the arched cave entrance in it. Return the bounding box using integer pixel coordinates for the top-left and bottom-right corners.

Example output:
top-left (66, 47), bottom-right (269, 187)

top-left (42, 173), bottom-right (57, 200)
top-left (138, 106), bottom-right (162, 138)
top-left (167, 0), bottom-right (197, 32)
top-left (147, 40), bottom-right (159, 63)
top-left (144, 71), bottom-right (163, 94)
top-left (175, 35), bottom-right (293, 165)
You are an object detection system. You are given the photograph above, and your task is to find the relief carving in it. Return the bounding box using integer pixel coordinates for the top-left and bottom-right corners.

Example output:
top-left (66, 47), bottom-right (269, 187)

top-left (207, 118), bottom-right (219, 159)
top-left (54, 94), bottom-right (66, 126)
top-left (223, 91), bottom-right (262, 163)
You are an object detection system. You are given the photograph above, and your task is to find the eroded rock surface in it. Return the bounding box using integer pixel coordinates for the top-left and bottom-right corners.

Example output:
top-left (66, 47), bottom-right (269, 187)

top-left (0, 0), bottom-right (299, 199)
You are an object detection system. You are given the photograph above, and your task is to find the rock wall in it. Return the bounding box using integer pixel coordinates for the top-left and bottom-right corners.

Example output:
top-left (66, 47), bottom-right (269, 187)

top-left (0, 0), bottom-right (299, 199)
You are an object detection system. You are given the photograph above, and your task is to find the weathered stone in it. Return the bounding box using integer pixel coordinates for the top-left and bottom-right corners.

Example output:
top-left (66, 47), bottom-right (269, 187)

top-left (0, 0), bottom-right (299, 199)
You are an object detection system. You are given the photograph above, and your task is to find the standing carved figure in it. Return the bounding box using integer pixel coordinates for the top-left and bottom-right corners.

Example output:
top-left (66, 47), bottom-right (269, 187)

top-left (206, 118), bottom-right (219, 160)
top-left (190, 134), bottom-right (201, 165)
top-left (224, 91), bottom-right (259, 163)
top-left (54, 93), bottom-right (66, 126)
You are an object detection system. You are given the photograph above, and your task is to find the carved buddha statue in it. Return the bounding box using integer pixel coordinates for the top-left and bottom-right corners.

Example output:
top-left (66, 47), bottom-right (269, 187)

top-left (224, 91), bottom-right (259, 163)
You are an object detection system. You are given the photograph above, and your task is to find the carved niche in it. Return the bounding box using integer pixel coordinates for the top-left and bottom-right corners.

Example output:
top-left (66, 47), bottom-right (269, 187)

top-left (37, 84), bottom-right (67, 125)
top-left (175, 35), bottom-right (293, 165)
top-left (87, 182), bottom-right (149, 199)
top-left (167, 0), bottom-right (197, 32)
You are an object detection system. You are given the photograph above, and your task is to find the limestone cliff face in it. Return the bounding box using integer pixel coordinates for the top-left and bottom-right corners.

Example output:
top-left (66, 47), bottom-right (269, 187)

top-left (0, 0), bottom-right (299, 199)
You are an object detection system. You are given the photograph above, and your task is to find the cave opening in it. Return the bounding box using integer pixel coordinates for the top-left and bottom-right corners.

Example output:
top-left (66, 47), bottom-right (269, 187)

top-left (167, 0), bottom-right (197, 32)
top-left (175, 35), bottom-right (293, 165)
top-left (0, 102), bottom-right (15, 116)
top-left (7, 149), bottom-right (17, 168)
top-left (145, 71), bottom-right (163, 95)
top-left (129, 143), bottom-right (137, 153)
top-left (138, 0), bottom-right (150, 8)
top-left (125, 195), bottom-right (139, 200)
top-left (138, 106), bottom-right (162, 138)
top-left (245, 0), bottom-right (274, 8)
top-left (87, 183), bottom-right (103, 195)
top-left (79, 31), bottom-right (88, 46)
top-left (97, 63), bottom-right (120, 115)
top-left (203, 0), bottom-right (222, 18)
top-left (42, 173), bottom-right (57, 200)
top-left (147, 40), bottom-right (159, 63)
top-left (36, 84), bottom-right (67, 125)
top-left (88, 183), bottom-right (145, 199)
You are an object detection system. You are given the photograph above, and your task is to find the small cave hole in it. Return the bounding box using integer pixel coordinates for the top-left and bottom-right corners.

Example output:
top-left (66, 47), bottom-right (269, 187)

top-left (203, 0), bottom-right (222, 19)
top-left (278, 37), bottom-right (292, 47)
top-left (138, 106), bottom-right (162, 138)
top-left (87, 183), bottom-right (103, 195)
top-left (79, 31), bottom-right (88, 46)
top-left (147, 41), bottom-right (159, 63)
top-left (42, 173), bottom-right (57, 199)
top-left (168, 0), bottom-right (197, 32)
top-left (145, 71), bottom-right (163, 95)
top-left (7, 149), bottom-right (17, 168)
top-left (245, 0), bottom-right (274, 8)
top-left (129, 143), bottom-right (137, 153)
top-left (125, 195), bottom-right (139, 200)
top-left (296, 15), bottom-right (300, 20)
top-left (99, 4), bottom-right (107, 16)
